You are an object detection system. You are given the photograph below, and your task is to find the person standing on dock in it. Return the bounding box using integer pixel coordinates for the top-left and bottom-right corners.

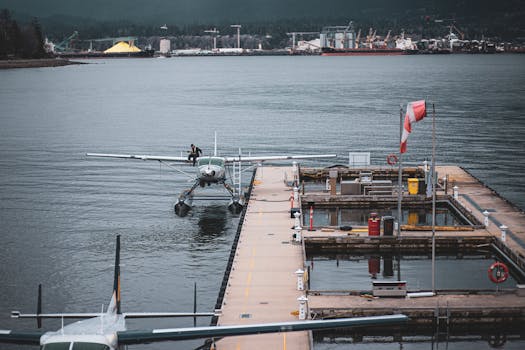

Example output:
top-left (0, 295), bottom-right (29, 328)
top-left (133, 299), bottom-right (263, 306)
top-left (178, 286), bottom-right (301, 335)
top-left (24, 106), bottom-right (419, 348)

top-left (187, 144), bottom-right (202, 166)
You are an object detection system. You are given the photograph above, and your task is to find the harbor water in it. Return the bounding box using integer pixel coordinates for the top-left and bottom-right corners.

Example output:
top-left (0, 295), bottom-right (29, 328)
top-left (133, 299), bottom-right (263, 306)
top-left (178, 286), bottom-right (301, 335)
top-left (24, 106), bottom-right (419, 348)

top-left (1, 54), bottom-right (524, 349)
top-left (306, 254), bottom-right (520, 291)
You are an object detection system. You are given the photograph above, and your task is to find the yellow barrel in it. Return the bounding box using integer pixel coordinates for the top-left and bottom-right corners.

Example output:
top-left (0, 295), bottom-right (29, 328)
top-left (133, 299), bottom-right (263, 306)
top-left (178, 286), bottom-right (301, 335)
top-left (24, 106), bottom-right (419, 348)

top-left (408, 178), bottom-right (419, 195)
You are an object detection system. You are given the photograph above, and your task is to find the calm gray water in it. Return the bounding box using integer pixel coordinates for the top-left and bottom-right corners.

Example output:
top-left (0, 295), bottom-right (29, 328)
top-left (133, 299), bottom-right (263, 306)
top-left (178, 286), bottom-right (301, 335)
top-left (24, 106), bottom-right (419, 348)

top-left (1, 55), bottom-right (524, 349)
top-left (306, 254), bottom-right (519, 290)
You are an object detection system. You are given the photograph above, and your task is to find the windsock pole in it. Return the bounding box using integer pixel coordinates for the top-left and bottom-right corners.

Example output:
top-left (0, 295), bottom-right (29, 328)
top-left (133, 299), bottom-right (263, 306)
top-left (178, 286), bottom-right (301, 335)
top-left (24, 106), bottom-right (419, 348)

top-left (431, 103), bottom-right (436, 293)
top-left (397, 105), bottom-right (403, 237)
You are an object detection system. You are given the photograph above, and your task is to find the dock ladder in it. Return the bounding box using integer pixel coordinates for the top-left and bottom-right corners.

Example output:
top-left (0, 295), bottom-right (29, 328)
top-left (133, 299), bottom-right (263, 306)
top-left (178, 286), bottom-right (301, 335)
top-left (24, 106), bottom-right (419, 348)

top-left (434, 301), bottom-right (450, 346)
top-left (232, 160), bottom-right (242, 196)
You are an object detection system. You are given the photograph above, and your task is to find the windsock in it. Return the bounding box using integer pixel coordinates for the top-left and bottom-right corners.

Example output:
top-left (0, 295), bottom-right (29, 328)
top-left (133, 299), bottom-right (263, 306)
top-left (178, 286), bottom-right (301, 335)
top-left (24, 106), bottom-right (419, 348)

top-left (400, 100), bottom-right (427, 154)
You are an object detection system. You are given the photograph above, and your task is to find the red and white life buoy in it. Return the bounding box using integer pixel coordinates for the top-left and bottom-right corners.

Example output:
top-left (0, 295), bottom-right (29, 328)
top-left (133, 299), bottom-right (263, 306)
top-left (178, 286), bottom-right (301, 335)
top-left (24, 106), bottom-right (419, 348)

top-left (488, 262), bottom-right (509, 284)
top-left (387, 153), bottom-right (398, 166)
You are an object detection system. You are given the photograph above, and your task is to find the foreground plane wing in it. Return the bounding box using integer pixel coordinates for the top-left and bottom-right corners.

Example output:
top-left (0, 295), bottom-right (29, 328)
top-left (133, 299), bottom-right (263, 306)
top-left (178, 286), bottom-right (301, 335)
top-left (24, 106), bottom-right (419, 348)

top-left (0, 315), bottom-right (408, 347)
top-left (118, 314), bottom-right (408, 344)
top-left (86, 153), bottom-right (188, 162)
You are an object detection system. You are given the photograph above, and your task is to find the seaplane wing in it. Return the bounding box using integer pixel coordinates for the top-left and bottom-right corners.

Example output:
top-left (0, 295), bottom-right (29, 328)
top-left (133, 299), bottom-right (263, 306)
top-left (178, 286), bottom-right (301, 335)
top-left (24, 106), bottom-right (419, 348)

top-left (0, 329), bottom-right (43, 345)
top-left (117, 314), bottom-right (408, 344)
top-left (86, 153), bottom-right (188, 162)
top-left (224, 154), bottom-right (337, 163)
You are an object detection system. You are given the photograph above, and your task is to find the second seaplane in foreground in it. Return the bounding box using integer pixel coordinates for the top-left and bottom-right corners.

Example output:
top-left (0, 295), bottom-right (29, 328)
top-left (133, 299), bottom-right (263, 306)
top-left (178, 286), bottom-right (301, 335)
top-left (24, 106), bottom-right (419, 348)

top-left (0, 235), bottom-right (408, 349)
top-left (87, 134), bottom-right (337, 216)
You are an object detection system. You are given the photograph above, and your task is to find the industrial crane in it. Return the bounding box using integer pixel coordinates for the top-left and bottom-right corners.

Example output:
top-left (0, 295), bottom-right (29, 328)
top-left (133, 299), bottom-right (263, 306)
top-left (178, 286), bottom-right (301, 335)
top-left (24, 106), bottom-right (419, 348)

top-left (355, 29), bottom-right (361, 48)
top-left (383, 30), bottom-right (391, 48)
top-left (204, 28), bottom-right (219, 50)
top-left (366, 28), bottom-right (377, 48)
top-left (230, 24), bottom-right (241, 48)
top-left (449, 23), bottom-right (465, 40)
top-left (54, 31), bottom-right (79, 52)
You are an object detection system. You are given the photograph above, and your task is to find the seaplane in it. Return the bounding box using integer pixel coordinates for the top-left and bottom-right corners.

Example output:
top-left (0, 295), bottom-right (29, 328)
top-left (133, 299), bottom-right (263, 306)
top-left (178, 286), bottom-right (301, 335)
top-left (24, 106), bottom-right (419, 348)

top-left (86, 133), bottom-right (337, 216)
top-left (0, 235), bottom-right (408, 349)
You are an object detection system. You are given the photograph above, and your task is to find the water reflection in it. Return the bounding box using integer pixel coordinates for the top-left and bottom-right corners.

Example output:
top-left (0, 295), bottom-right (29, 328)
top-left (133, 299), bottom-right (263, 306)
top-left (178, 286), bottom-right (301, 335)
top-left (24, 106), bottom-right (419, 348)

top-left (194, 205), bottom-right (229, 242)
top-left (307, 253), bottom-right (521, 290)
top-left (304, 206), bottom-right (466, 228)
top-left (314, 325), bottom-right (525, 350)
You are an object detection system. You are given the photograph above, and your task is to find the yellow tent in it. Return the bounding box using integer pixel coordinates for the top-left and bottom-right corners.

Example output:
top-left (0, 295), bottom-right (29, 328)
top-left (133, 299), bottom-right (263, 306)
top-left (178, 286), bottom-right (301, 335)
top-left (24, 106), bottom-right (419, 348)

top-left (104, 41), bottom-right (142, 53)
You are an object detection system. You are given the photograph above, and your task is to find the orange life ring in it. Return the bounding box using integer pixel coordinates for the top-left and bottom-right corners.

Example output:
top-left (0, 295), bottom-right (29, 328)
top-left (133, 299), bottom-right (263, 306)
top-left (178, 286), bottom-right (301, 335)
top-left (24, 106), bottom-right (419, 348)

top-left (488, 262), bottom-right (509, 284)
top-left (387, 153), bottom-right (398, 166)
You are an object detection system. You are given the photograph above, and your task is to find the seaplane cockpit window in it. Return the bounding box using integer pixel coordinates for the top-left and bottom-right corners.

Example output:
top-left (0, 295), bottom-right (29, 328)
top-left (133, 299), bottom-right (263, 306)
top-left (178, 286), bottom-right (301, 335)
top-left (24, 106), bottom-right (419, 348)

top-left (42, 343), bottom-right (110, 350)
top-left (72, 343), bottom-right (110, 350)
top-left (41, 343), bottom-right (70, 350)
top-left (197, 158), bottom-right (225, 167)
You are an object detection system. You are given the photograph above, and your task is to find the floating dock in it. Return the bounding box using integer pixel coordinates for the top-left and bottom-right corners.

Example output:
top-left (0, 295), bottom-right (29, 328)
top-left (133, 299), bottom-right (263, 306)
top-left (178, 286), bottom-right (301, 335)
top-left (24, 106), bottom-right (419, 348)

top-left (214, 164), bottom-right (525, 349)
top-left (215, 167), bottom-right (309, 349)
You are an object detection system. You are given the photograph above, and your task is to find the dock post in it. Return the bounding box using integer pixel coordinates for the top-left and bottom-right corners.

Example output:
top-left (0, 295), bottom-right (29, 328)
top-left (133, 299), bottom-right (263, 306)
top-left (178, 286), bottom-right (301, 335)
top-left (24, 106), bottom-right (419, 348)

top-left (293, 186), bottom-right (299, 204)
top-left (294, 211), bottom-right (302, 230)
top-left (500, 225), bottom-right (507, 242)
top-left (453, 185), bottom-right (459, 200)
top-left (292, 161), bottom-right (298, 186)
top-left (295, 269), bottom-right (305, 291)
top-left (483, 210), bottom-right (490, 227)
top-left (297, 295), bottom-right (309, 320)
top-left (329, 170), bottom-right (338, 196)
top-left (294, 227), bottom-right (302, 242)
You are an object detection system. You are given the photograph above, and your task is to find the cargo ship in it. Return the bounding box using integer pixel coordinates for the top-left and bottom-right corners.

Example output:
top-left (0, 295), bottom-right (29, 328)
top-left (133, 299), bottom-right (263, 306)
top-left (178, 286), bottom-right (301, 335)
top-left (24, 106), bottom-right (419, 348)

top-left (321, 47), bottom-right (417, 56)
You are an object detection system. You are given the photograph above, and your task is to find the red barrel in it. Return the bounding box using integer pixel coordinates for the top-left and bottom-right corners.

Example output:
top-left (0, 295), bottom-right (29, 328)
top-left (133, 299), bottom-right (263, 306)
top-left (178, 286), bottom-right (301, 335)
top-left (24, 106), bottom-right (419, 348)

top-left (368, 213), bottom-right (380, 236)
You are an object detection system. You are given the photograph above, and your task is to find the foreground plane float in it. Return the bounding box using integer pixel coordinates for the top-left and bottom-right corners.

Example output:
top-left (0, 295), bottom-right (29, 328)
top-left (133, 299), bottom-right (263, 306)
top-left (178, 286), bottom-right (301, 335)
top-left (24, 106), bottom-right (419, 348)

top-left (0, 235), bottom-right (408, 349)
top-left (87, 134), bottom-right (337, 216)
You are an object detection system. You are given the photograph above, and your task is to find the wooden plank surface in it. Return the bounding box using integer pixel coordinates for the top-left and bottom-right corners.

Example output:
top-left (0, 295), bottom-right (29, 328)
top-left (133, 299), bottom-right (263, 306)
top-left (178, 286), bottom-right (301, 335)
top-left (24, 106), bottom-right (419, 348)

top-left (215, 167), bottom-right (309, 350)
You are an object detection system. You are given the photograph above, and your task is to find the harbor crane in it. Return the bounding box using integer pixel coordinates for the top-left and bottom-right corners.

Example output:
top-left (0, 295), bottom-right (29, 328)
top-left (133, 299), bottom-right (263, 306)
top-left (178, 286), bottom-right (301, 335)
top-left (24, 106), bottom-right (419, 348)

top-left (54, 31), bottom-right (79, 52)
top-left (436, 19), bottom-right (466, 40)
top-left (366, 28), bottom-right (377, 48)
top-left (383, 30), bottom-right (391, 48)
top-left (355, 29), bottom-right (361, 48)
top-left (230, 24), bottom-right (241, 48)
top-left (204, 28), bottom-right (219, 50)
top-left (449, 23), bottom-right (465, 40)
top-left (286, 32), bottom-right (319, 50)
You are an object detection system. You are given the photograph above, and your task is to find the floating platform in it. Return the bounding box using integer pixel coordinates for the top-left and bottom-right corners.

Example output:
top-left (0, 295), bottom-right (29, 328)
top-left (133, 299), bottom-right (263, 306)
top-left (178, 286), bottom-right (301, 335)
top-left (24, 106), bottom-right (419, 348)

top-left (213, 165), bottom-right (525, 349)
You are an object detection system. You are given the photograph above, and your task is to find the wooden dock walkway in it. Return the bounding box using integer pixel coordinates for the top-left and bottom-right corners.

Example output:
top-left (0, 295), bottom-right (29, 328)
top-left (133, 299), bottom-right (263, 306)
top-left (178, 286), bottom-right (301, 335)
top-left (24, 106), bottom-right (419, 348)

top-left (215, 166), bottom-right (309, 350)
top-left (440, 165), bottom-right (525, 257)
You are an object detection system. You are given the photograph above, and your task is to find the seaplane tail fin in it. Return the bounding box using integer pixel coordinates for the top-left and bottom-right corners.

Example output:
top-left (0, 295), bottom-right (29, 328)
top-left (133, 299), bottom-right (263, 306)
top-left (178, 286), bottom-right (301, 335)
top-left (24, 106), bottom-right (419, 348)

top-left (108, 234), bottom-right (122, 315)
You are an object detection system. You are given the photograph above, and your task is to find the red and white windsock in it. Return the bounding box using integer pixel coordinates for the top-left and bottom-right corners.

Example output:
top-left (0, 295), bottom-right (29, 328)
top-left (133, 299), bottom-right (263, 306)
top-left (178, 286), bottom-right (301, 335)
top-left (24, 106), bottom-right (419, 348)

top-left (400, 100), bottom-right (427, 154)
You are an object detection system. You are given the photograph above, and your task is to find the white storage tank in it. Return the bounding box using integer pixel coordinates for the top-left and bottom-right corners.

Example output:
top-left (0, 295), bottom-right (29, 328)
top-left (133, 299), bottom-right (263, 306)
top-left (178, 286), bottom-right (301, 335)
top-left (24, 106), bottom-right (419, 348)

top-left (159, 39), bottom-right (171, 54)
